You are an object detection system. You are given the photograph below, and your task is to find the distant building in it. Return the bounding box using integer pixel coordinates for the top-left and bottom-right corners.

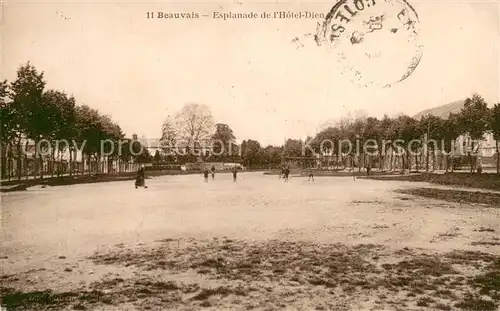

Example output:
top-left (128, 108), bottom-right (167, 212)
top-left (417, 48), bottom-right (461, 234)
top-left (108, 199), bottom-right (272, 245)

top-left (413, 100), bottom-right (497, 160)
top-left (481, 132), bottom-right (497, 158)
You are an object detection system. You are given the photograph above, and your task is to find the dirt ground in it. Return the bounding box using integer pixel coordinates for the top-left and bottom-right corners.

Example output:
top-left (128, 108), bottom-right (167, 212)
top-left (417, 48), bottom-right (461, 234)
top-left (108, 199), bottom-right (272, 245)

top-left (1, 172), bottom-right (499, 310)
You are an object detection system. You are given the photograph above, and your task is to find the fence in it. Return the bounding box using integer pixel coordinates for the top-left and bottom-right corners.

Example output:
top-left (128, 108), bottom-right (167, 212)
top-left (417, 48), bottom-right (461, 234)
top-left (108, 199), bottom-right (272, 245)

top-left (0, 156), bottom-right (143, 181)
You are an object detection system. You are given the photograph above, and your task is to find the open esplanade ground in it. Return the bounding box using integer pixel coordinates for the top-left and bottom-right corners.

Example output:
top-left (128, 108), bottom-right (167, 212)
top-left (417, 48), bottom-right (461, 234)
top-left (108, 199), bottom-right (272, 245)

top-left (1, 172), bottom-right (499, 310)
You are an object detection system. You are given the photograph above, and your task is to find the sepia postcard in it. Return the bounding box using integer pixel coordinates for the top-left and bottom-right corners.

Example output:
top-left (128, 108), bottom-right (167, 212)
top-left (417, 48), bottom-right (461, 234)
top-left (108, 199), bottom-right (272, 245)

top-left (1, 0), bottom-right (499, 310)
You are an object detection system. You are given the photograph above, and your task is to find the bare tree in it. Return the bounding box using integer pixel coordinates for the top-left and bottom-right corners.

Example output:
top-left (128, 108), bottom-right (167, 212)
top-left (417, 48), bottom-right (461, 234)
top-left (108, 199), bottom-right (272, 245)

top-left (160, 114), bottom-right (178, 155)
top-left (174, 103), bottom-right (214, 156)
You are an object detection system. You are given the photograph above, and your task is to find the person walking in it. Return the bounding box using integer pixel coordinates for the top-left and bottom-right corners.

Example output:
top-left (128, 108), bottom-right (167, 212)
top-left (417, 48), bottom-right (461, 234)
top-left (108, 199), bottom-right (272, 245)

top-left (135, 166), bottom-right (147, 189)
top-left (279, 167), bottom-right (285, 179)
top-left (232, 167), bottom-right (238, 182)
top-left (308, 168), bottom-right (314, 182)
top-left (203, 168), bottom-right (209, 182)
top-left (211, 165), bottom-right (216, 180)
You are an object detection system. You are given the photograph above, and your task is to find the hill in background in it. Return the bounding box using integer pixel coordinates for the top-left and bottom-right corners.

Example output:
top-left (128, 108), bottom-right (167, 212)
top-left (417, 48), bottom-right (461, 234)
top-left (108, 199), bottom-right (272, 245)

top-left (412, 100), bottom-right (465, 120)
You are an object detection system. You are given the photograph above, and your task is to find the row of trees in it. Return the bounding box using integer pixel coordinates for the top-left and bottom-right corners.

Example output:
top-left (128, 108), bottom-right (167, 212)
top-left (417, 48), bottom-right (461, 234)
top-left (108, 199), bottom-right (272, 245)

top-left (307, 101), bottom-right (475, 173)
top-left (1, 62), bottom-right (151, 181)
top-left (292, 94), bottom-right (498, 173)
top-left (3, 62), bottom-right (499, 180)
top-left (158, 94), bottom-right (500, 173)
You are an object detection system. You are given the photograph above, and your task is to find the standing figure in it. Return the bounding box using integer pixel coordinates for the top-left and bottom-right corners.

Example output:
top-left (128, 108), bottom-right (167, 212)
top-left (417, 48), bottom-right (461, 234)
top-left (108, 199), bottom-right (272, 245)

top-left (284, 167), bottom-right (290, 182)
top-left (211, 165), bottom-right (216, 180)
top-left (135, 166), bottom-right (147, 189)
top-left (232, 167), bottom-right (238, 182)
top-left (279, 167), bottom-right (285, 179)
top-left (203, 168), bottom-right (209, 182)
top-left (308, 169), bottom-right (314, 182)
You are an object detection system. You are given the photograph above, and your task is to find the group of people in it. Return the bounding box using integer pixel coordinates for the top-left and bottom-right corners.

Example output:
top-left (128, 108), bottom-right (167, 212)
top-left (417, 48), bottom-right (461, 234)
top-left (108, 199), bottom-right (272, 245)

top-left (135, 164), bottom-right (318, 189)
top-left (280, 166), bottom-right (314, 182)
top-left (203, 165), bottom-right (238, 182)
top-left (279, 167), bottom-right (290, 182)
top-left (135, 165), bottom-right (239, 189)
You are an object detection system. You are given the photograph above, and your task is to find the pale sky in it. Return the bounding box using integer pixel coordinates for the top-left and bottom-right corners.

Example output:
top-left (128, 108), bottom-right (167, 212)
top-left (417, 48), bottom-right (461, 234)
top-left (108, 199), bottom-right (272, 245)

top-left (3, 0), bottom-right (499, 145)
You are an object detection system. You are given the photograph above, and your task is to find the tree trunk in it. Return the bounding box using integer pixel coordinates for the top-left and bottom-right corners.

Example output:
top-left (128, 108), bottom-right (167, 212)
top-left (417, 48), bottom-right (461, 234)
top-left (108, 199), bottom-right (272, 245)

top-left (496, 142), bottom-right (499, 175)
top-left (469, 141), bottom-right (474, 173)
top-left (88, 154), bottom-right (92, 176)
top-left (97, 156), bottom-right (100, 174)
top-left (389, 149), bottom-right (393, 171)
top-left (0, 144), bottom-right (4, 180)
top-left (69, 149), bottom-right (73, 177)
top-left (16, 137), bottom-right (22, 181)
top-left (81, 152), bottom-right (85, 176)
top-left (76, 150), bottom-right (80, 175)
top-left (50, 147), bottom-right (55, 178)
top-left (24, 141), bottom-right (29, 180)
top-left (430, 150), bottom-right (434, 171)
top-left (7, 146), bottom-right (12, 181)
top-left (426, 146), bottom-right (429, 172)
top-left (94, 155), bottom-right (98, 174)
top-left (0, 142), bottom-right (5, 179)
top-left (6, 143), bottom-right (12, 181)
top-left (39, 152), bottom-right (44, 180)
top-left (60, 150), bottom-right (64, 176)
top-left (385, 148), bottom-right (388, 171)
top-left (56, 149), bottom-right (60, 177)
top-left (406, 152), bottom-right (410, 173)
top-left (378, 153), bottom-right (381, 171)
top-left (33, 140), bottom-right (38, 180)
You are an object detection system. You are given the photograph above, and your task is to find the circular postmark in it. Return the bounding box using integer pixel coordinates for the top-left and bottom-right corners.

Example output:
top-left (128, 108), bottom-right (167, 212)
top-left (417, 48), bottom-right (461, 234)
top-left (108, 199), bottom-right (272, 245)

top-left (315, 0), bottom-right (423, 87)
